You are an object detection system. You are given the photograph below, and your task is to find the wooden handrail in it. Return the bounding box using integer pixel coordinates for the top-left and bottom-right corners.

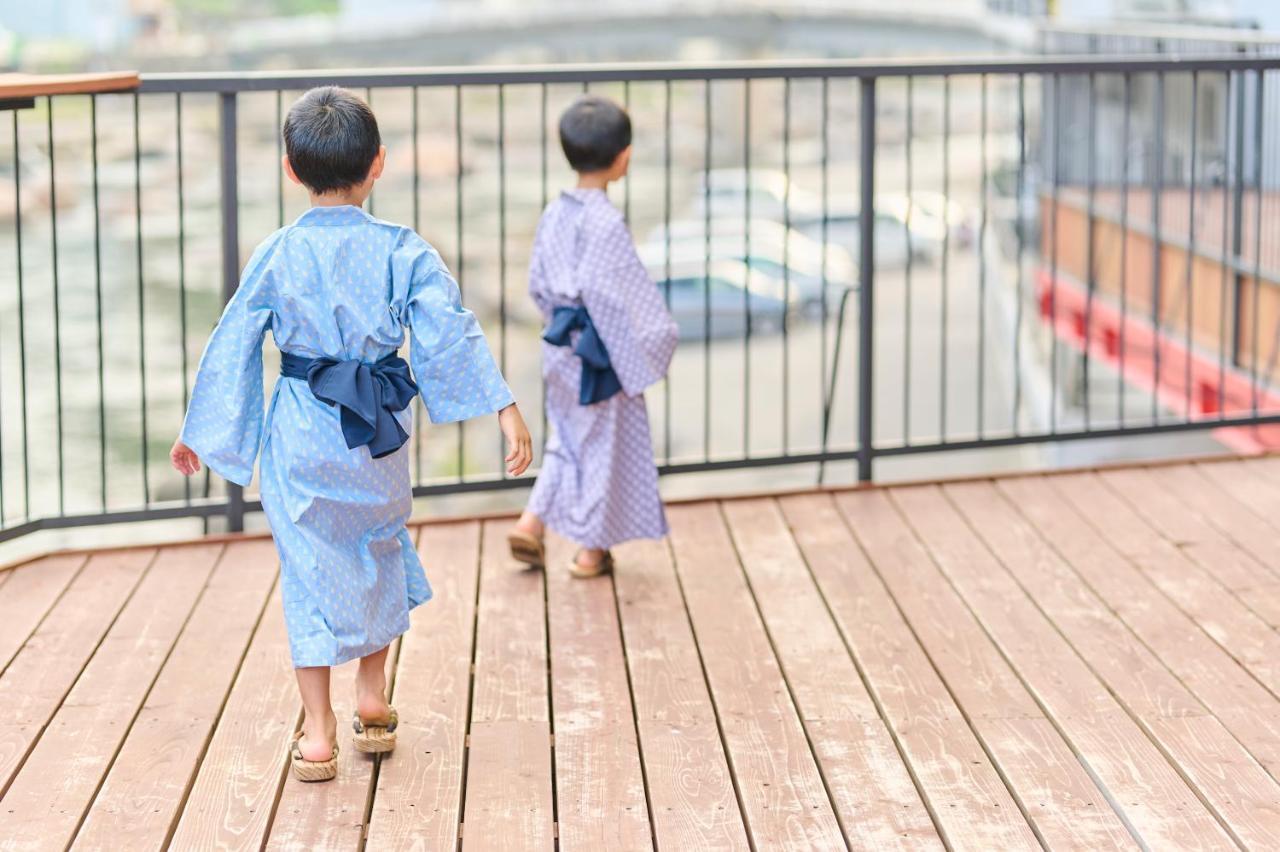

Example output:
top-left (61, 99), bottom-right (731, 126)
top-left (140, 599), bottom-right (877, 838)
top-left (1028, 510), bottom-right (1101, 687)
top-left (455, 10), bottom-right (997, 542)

top-left (0, 71), bottom-right (139, 100)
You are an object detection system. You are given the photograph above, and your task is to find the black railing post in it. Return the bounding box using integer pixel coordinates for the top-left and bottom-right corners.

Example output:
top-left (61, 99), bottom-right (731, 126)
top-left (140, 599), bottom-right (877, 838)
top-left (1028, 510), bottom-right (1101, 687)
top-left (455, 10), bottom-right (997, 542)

top-left (218, 90), bottom-right (245, 533)
top-left (857, 77), bottom-right (876, 484)
top-left (1231, 64), bottom-right (1247, 367)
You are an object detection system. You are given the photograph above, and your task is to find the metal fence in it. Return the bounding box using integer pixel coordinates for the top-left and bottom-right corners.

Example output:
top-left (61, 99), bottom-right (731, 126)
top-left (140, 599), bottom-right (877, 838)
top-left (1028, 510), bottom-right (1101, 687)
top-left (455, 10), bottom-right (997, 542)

top-left (3, 54), bottom-right (1280, 543)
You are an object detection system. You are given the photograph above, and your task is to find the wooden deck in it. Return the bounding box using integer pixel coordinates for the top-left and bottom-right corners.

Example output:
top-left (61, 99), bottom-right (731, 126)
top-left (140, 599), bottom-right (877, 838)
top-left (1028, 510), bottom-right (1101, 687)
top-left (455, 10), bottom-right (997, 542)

top-left (3, 457), bottom-right (1280, 850)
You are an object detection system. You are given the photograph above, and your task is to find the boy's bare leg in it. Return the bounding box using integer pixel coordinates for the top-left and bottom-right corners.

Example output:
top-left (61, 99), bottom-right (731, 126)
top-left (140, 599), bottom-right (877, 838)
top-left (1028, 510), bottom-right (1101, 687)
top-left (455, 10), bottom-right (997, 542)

top-left (294, 665), bottom-right (337, 761)
top-left (355, 644), bottom-right (392, 725)
top-left (513, 510), bottom-right (544, 539)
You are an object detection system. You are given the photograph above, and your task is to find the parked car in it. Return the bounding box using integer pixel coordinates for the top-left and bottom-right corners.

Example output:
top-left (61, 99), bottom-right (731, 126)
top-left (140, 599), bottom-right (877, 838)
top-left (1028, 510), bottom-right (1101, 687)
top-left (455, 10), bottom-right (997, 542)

top-left (877, 191), bottom-right (975, 249)
top-left (646, 258), bottom-right (799, 341)
top-left (688, 169), bottom-right (939, 269)
top-left (688, 168), bottom-right (823, 224)
top-left (795, 206), bottom-right (939, 269)
top-left (641, 218), bottom-right (856, 318)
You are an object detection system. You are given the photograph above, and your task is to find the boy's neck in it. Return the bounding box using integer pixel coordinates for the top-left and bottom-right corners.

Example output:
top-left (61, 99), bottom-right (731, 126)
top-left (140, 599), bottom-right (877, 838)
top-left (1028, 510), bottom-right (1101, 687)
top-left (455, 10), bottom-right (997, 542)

top-left (309, 189), bottom-right (368, 208)
top-left (575, 172), bottom-right (611, 191)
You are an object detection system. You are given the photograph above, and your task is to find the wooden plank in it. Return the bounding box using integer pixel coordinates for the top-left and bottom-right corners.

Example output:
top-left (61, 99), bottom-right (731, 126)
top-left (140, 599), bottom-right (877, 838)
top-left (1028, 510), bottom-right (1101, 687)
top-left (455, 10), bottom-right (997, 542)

top-left (720, 498), bottom-right (942, 850)
top-left (1163, 463), bottom-right (1280, 608)
top-left (365, 521), bottom-right (481, 850)
top-left (0, 554), bottom-right (85, 674)
top-left (611, 536), bottom-right (750, 851)
top-left (0, 71), bottom-right (139, 98)
top-left (1194, 459), bottom-right (1280, 544)
top-left (667, 502), bottom-right (846, 850)
top-left (460, 520), bottom-right (554, 851)
top-left (1099, 467), bottom-right (1280, 627)
top-left (168, 583), bottom-right (299, 850)
top-left (267, 641), bottom-right (400, 851)
top-left (780, 493), bottom-right (1037, 851)
top-left (1052, 472), bottom-right (1280, 699)
top-left (0, 549), bottom-right (153, 795)
top-left (837, 489), bottom-right (1138, 850)
top-left (72, 540), bottom-right (279, 850)
top-left (0, 544), bottom-right (222, 849)
top-left (998, 475), bottom-right (1280, 780)
top-left (544, 533), bottom-right (652, 851)
top-left (900, 484), bottom-right (1266, 848)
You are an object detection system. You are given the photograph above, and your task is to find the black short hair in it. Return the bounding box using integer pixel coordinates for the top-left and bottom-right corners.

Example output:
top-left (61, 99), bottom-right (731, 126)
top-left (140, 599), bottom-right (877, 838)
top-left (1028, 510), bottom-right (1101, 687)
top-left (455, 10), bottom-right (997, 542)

top-left (282, 86), bottom-right (381, 194)
top-left (558, 95), bottom-right (631, 173)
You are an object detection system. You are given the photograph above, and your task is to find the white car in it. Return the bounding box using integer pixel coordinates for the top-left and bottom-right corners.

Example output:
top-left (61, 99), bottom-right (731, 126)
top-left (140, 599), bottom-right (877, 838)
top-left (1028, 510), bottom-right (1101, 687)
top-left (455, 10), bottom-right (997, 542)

top-left (690, 169), bottom-right (941, 268)
top-left (877, 192), bottom-right (975, 249)
top-left (641, 218), bottom-right (856, 318)
top-left (688, 168), bottom-right (824, 224)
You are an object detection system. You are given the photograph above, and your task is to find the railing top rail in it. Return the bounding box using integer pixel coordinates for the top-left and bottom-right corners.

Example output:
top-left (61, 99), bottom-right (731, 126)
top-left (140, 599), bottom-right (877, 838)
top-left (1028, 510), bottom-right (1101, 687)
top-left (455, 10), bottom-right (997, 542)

top-left (135, 53), bottom-right (1280, 93)
top-left (0, 71), bottom-right (139, 99)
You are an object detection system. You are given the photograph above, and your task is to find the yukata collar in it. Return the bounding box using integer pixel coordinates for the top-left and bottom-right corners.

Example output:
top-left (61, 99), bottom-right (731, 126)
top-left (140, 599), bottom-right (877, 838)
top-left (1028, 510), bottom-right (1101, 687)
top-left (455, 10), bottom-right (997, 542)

top-left (561, 187), bottom-right (607, 204)
top-left (293, 204), bottom-right (377, 227)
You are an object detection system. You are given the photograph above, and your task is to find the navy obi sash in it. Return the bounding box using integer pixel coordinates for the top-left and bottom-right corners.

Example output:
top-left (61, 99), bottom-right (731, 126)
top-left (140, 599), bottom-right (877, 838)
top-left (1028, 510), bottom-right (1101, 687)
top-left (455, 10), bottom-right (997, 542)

top-left (543, 305), bottom-right (622, 405)
top-left (280, 351), bottom-right (418, 459)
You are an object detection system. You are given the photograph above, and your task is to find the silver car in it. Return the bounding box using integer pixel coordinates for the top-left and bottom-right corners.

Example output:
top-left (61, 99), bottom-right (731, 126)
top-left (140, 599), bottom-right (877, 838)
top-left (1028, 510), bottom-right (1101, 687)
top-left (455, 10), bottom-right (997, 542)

top-left (646, 258), bottom-right (799, 341)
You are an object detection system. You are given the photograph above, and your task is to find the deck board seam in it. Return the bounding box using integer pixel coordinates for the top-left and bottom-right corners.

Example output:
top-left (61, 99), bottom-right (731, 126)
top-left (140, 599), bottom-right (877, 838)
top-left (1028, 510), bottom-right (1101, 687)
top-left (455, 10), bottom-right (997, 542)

top-left (356, 524), bottom-right (424, 850)
top-left (779, 494), bottom-right (955, 852)
top-left (161, 569), bottom-right (281, 851)
top-left (924, 486), bottom-right (1186, 851)
top-left (607, 570), bottom-right (660, 850)
top-left (1193, 460), bottom-right (1280, 548)
top-left (1056, 474), bottom-right (1280, 706)
top-left (0, 554), bottom-right (89, 679)
top-left (357, 636), bottom-right (405, 852)
top-left (0, 549), bottom-right (159, 802)
top-left (833, 497), bottom-right (1051, 852)
top-left (715, 501), bottom-right (853, 850)
top-left (61, 544), bottom-right (229, 849)
top-left (663, 533), bottom-right (759, 852)
top-left (990, 479), bottom-right (1273, 846)
top-left (253, 705), bottom-right (303, 850)
top-left (451, 521), bottom-right (485, 851)
top-left (1186, 463), bottom-right (1280, 586)
top-left (540, 535), bottom-right (562, 852)
top-left (1095, 470), bottom-right (1280, 643)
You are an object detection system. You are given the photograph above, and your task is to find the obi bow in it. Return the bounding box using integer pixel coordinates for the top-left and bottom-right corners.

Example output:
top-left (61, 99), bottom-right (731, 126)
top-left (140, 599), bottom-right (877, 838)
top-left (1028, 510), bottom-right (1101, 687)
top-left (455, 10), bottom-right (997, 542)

top-left (543, 305), bottom-right (622, 405)
top-left (280, 351), bottom-right (419, 459)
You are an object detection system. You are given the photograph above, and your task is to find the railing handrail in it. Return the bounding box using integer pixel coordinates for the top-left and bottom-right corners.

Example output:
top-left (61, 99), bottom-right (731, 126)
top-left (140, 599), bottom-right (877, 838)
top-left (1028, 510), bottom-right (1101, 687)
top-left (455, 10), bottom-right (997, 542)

top-left (133, 53), bottom-right (1280, 93)
top-left (0, 72), bottom-right (139, 100)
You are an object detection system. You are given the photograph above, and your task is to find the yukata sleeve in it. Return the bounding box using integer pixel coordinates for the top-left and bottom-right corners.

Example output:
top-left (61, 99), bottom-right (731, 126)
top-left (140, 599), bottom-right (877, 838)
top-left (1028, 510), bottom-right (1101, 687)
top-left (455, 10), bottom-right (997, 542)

top-left (179, 233), bottom-right (281, 487)
top-left (399, 236), bottom-right (514, 423)
top-left (580, 219), bottom-right (679, 397)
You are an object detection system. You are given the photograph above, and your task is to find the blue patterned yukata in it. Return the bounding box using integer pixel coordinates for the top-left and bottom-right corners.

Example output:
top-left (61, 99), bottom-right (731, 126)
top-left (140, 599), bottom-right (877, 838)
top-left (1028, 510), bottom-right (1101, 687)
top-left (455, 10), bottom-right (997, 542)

top-left (181, 205), bottom-right (513, 667)
top-left (526, 189), bottom-right (678, 549)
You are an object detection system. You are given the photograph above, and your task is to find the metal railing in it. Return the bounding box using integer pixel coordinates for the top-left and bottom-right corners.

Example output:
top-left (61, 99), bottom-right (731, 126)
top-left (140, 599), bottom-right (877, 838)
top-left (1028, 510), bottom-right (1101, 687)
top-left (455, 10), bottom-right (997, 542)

top-left (3, 54), bottom-right (1280, 543)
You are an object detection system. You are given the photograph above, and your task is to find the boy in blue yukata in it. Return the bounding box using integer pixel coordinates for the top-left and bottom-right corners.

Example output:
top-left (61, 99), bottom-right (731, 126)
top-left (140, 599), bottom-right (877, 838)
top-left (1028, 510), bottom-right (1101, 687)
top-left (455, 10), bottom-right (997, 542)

top-left (508, 96), bottom-right (678, 578)
top-left (170, 87), bottom-right (533, 782)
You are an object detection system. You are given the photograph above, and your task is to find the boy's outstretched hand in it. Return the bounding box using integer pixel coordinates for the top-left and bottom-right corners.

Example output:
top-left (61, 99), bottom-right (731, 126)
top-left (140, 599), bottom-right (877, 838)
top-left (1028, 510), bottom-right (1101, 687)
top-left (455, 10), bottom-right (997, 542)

top-left (170, 439), bottom-right (201, 476)
top-left (499, 404), bottom-right (533, 476)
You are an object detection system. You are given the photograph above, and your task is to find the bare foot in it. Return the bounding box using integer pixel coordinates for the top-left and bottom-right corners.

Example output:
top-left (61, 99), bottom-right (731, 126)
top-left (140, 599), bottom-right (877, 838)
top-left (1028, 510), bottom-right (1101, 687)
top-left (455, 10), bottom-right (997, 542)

top-left (513, 511), bottom-right (544, 539)
top-left (298, 709), bottom-right (337, 762)
top-left (355, 665), bottom-right (391, 727)
top-left (576, 547), bottom-right (606, 569)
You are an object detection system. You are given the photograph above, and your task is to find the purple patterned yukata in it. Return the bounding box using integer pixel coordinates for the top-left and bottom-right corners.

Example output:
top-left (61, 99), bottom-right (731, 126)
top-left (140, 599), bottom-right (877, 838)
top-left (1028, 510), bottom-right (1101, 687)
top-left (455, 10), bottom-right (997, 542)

top-left (526, 188), bottom-right (678, 549)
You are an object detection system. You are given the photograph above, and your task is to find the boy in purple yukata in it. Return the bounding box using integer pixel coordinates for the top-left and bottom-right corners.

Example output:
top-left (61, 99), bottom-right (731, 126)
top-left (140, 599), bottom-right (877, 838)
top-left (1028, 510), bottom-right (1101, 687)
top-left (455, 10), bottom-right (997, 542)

top-left (508, 96), bottom-right (678, 577)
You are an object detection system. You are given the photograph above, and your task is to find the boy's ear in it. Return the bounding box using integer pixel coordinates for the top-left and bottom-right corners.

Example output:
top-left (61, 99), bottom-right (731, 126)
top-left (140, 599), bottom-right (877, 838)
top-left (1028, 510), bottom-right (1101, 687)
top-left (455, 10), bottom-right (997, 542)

top-left (613, 145), bottom-right (632, 176)
top-left (282, 155), bottom-right (304, 187)
top-left (368, 145), bottom-right (387, 181)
